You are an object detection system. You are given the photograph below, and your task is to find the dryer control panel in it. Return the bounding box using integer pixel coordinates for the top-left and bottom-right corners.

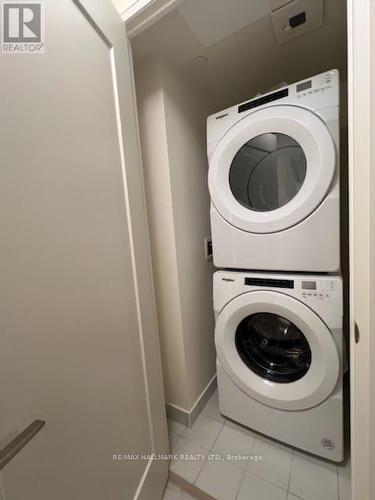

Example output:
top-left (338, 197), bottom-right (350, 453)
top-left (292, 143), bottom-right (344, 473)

top-left (207, 69), bottom-right (339, 160)
top-left (296, 71), bottom-right (335, 98)
top-left (301, 279), bottom-right (338, 300)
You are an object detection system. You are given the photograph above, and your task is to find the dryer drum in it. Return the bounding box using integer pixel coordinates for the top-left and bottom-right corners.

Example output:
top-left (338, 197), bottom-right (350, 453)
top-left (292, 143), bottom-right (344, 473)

top-left (229, 133), bottom-right (307, 212)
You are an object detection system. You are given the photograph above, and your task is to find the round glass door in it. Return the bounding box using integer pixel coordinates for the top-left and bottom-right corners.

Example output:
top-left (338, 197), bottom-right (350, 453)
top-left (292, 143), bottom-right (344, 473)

top-left (208, 105), bottom-right (336, 234)
top-left (214, 290), bottom-right (340, 410)
top-left (229, 133), bottom-right (307, 212)
top-left (235, 312), bottom-right (311, 383)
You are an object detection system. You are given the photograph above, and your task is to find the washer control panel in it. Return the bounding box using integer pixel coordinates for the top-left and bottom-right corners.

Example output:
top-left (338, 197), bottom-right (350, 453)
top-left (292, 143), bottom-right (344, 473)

top-left (213, 271), bottom-right (343, 318)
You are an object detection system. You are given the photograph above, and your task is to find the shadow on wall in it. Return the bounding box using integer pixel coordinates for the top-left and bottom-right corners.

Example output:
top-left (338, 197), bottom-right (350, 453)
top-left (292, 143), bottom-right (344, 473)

top-left (135, 55), bottom-right (216, 426)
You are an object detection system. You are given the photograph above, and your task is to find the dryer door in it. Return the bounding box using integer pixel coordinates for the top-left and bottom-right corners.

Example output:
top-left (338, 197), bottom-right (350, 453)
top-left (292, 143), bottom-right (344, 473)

top-left (215, 290), bottom-right (340, 410)
top-left (208, 105), bottom-right (336, 234)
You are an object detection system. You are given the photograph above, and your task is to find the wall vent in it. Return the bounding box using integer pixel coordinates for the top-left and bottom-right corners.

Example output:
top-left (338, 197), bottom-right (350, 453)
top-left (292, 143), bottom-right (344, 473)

top-left (270, 0), bottom-right (324, 45)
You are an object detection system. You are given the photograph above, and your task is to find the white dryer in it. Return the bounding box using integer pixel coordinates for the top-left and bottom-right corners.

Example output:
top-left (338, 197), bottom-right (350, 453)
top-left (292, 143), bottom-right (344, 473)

top-left (207, 70), bottom-right (340, 272)
top-left (214, 270), bottom-right (344, 461)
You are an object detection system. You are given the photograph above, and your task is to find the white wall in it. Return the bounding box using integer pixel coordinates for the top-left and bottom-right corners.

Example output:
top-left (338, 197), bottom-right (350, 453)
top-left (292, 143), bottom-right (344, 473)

top-left (135, 56), bottom-right (216, 414)
top-left (162, 60), bottom-right (216, 408)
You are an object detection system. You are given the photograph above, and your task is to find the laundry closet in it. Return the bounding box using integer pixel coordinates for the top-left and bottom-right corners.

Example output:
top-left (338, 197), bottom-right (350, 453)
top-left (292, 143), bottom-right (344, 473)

top-left (2, 0), bottom-right (370, 498)
top-left (122, 0), bottom-right (349, 496)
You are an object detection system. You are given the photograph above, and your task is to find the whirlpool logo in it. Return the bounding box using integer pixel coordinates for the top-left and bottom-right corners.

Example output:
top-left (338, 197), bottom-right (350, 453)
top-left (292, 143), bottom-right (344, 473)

top-left (215, 113), bottom-right (229, 120)
top-left (2, 2), bottom-right (45, 53)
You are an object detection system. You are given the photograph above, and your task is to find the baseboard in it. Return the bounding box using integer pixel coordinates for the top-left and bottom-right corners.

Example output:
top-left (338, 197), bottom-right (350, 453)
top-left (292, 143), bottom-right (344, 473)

top-left (166, 402), bottom-right (190, 427)
top-left (189, 375), bottom-right (217, 426)
top-left (166, 375), bottom-right (217, 428)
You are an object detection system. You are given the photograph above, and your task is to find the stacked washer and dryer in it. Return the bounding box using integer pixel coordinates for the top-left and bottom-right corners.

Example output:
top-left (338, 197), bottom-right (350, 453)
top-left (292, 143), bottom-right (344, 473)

top-left (207, 70), bottom-right (344, 462)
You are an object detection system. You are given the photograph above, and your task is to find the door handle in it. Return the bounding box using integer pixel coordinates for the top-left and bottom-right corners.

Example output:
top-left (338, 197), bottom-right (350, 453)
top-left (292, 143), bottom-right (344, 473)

top-left (0, 420), bottom-right (46, 471)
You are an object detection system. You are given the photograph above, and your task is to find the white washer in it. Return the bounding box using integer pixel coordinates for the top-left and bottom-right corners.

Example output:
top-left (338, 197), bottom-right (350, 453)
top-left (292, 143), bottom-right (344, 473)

top-left (214, 270), bottom-right (344, 461)
top-left (208, 70), bottom-right (340, 272)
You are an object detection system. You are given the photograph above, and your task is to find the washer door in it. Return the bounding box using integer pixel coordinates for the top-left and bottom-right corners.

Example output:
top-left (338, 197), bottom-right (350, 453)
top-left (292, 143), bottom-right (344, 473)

top-left (208, 105), bottom-right (336, 234)
top-left (215, 291), bottom-right (340, 410)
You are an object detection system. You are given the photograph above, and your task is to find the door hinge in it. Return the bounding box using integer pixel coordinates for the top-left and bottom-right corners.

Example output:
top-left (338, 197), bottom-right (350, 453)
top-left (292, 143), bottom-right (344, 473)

top-left (354, 322), bottom-right (360, 343)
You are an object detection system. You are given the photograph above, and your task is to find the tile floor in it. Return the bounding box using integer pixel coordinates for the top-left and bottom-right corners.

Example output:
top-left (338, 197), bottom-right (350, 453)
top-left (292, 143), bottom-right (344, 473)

top-left (165, 390), bottom-right (351, 500)
top-left (163, 481), bottom-right (197, 500)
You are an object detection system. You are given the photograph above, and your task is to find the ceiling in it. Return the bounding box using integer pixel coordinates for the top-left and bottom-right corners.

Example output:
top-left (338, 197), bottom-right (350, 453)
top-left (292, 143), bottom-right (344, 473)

top-left (177, 0), bottom-right (270, 47)
top-left (132, 0), bottom-right (347, 110)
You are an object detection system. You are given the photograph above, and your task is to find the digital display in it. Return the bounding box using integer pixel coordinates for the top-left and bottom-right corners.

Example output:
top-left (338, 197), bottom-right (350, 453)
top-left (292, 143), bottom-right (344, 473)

top-left (296, 80), bottom-right (312, 92)
top-left (302, 281), bottom-right (317, 290)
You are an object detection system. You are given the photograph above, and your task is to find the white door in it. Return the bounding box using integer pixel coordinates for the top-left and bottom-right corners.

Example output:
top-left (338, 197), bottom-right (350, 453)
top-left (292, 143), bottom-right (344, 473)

top-left (215, 291), bottom-right (340, 410)
top-left (0, 1), bottom-right (168, 499)
top-left (208, 105), bottom-right (336, 233)
top-left (348, 0), bottom-right (375, 498)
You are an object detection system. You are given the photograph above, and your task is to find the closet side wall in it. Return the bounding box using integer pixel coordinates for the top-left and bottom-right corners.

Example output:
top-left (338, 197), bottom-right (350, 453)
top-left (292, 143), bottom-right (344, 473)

top-left (136, 57), bottom-right (190, 410)
top-left (161, 61), bottom-right (216, 408)
top-left (135, 56), bottom-right (216, 419)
